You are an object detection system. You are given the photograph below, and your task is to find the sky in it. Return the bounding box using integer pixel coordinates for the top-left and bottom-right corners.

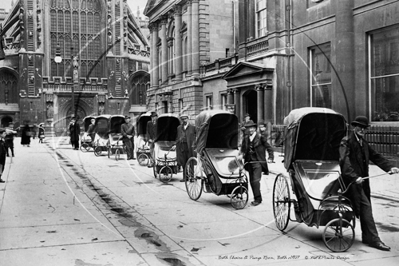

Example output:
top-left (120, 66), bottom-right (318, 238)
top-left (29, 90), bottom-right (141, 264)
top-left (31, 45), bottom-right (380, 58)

top-left (0, 0), bottom-right (149, 17)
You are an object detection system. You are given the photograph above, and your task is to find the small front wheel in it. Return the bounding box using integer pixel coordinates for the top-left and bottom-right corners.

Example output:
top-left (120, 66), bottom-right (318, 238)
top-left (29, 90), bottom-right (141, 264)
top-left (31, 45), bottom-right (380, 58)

top-left (230, 185), bottom-right (248, 209)
top-left (94, 146), bottom-right (102, 157)
top-left (323, 218), bottom-right (355, 252)
top-left (159, 166), bottom-right (173, 183)
top-left (115, 149), bottom-right (120, 161)
top-left (138, 153), bottom-right (150, 166)
top-left (80, 143), bottom-right (89, 152)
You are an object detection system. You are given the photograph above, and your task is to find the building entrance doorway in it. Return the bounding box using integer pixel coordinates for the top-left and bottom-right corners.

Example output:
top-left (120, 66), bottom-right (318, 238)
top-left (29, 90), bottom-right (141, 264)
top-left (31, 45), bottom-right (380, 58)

top-left (243, 89), bottom-right (257, 123)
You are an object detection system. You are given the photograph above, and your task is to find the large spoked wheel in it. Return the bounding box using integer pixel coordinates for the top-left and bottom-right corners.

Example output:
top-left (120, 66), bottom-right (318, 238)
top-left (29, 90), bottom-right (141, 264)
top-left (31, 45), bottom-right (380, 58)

top-left (230, 185), bottom-right (248, 210)
top-left (323, 218), bottom-right (355, 252)
top-left (115, 149), bottom-right (120, 161)
top-left (273, 174), bottom-right (291, 231)
top-left (94, 146), bottom-right (102, 157)
top-left (159, 166), bottom-right (173, 183)
top-left (80, 143), bottom-right (89, 152)
top-left (138, 153), bottom-right (150, 166)
top-left (185, 157), bottom-right (203, 201)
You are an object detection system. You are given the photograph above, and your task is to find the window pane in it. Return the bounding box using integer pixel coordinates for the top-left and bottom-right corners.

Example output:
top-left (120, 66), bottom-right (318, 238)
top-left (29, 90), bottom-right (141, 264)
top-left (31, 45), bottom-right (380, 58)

top-left (371, 76), bottom-right (399, 121)
top-left (310, 43), bottom-right (331, 108)
top-left (370, 26), bottom-right (399, 121)
top-left (312, 84), bottom-right (331, 108)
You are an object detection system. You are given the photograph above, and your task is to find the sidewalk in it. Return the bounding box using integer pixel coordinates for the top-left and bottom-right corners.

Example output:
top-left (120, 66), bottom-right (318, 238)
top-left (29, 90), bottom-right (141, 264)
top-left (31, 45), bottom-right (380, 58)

top-left (0, 137), bottom-right (148, 266)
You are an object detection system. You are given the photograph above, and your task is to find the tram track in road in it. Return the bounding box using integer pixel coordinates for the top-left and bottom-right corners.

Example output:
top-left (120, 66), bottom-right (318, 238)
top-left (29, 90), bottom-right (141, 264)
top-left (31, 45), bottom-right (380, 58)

top-left (48, 145), bottom-right (196, 266)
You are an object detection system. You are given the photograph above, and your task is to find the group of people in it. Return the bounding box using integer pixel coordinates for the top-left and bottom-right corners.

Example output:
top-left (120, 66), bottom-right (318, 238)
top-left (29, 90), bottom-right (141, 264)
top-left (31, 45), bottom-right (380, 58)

top-left (0, 123), bottom-right (46, 183)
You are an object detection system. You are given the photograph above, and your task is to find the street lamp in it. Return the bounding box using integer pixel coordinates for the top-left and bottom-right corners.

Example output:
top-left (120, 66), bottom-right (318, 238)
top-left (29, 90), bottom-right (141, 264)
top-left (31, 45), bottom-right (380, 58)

top-left (54, 44), bottom-right (62, 64)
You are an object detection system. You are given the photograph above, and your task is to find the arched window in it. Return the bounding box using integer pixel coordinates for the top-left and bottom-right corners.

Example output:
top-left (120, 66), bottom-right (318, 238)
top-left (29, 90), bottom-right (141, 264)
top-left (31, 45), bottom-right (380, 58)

top-left (50, 0), bottom-right (104, 79)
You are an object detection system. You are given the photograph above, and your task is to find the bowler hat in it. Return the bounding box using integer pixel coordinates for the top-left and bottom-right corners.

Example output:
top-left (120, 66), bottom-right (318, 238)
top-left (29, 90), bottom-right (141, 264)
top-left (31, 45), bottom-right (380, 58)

top-left (257, 119), bottom-right (266, 126)
top-left (351, 116), bottom-right (370, 128)
top-left (151, 112), bottom-right (158, 117)
top-left (244, 120), bottom-right (257, 128)
top-left (244, 113), bottom-right (250, 118)
top-left (180, 113), bottom-right (189, 119)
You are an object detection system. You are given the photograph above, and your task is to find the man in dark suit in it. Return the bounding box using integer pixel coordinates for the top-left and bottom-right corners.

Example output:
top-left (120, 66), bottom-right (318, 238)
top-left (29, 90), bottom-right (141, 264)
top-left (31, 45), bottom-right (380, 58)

top-left (69, 117), bottom-right (81, 150)
top-left (146, 112), bottom-right (158, 166)
top-left (175, 114), bottom-right (196, 181)
top-left (339, 116), bottom-right (399, 251)
top-left (0, 128), bottom-right (7, 183)
top-left (121, 116), bottom-right (135, 160)
top-left (239, 120), bottom-right (274, 206)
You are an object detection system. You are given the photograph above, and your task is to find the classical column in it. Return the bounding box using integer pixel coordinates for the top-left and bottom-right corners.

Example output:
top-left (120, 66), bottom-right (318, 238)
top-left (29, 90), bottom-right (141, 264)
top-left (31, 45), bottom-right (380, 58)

top-left (151, 22), bottom-right (159, 88)
top-left (227, 89), bottom-right (234, 105)
top-left (335, 0), bottom-right (354, 120)
top-left (233, 88), bottom-right (241, 119)
top-left (174, 5), bottom-right (183, 81)
top-left (256, 84), bottom-right (264, 123)
top-left (161, 17), bottom-right (168, 84)
top-left (187, 0), bottom-right (192, 75)
top-left (191, 0), bottom-right (200, 77)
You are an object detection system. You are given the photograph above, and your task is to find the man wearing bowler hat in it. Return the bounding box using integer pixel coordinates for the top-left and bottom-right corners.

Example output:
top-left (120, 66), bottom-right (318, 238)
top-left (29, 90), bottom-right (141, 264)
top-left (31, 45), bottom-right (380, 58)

top-left (239, 120), bottom-right (273, 206)
top-left (339, 116), bottom-right (399, 251)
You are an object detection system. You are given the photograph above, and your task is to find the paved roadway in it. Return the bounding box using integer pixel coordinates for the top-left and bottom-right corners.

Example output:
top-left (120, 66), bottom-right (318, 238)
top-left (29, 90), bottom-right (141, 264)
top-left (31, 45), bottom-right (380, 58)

top-left (0, 137), bottom-right (398, 266)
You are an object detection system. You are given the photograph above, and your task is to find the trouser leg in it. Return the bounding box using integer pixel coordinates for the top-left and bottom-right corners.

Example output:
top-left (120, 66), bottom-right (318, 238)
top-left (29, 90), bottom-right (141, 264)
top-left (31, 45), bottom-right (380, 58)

top-left (249, 162), bottom-right (262, 202)
top-left (359, 188), bottom-right (380, 243)
top-left (124, 139), bottom-right (133, 159)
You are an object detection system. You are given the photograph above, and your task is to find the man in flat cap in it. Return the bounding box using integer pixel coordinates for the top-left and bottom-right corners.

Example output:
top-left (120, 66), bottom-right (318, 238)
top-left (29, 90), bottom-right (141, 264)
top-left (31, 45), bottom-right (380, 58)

top-left (339, 115), bottom-right (399, 251)
top-left (175, 114), bottom-right (196, 182)
top-left (146, 112), bottom-right (158, 166)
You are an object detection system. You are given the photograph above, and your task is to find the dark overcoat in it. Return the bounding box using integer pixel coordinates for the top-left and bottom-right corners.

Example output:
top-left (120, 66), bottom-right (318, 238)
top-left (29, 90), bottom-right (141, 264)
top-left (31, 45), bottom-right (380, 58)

top-left (339, 131), bottom-right (393, 216)
top-left (176, 123), bottom-right (196, 167)
top-left (69, 122), bottom-right (81, 143)
top-left (240, 133), bottom-right (270, 175)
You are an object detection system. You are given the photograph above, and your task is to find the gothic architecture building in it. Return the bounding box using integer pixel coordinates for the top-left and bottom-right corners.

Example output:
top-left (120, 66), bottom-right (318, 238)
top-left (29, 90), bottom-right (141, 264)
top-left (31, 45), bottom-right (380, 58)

top-left (0, 0), bottom-right (150, 134)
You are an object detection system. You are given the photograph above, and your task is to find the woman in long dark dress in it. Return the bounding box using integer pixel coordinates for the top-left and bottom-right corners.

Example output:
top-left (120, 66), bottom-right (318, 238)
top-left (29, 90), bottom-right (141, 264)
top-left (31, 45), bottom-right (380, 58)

top-left (21, 124), bottom-right (31, 147)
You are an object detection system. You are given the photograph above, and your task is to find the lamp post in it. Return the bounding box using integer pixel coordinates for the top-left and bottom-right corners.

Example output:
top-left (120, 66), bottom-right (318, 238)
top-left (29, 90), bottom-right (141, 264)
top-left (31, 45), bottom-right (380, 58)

top-left (53, 44), bottom-right (78, 118)
top-left (71, 47), bottom-right (79, 117)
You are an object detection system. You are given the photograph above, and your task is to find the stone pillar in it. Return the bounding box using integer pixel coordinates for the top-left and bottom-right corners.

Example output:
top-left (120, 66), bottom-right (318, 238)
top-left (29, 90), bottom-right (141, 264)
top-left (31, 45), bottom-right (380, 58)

top-left (151, 22), bottom-right (159, 88)
top-left (227, 89), bottom-right (234, 105)
top-left (191, 0), bottom-right (200, 77)
top-left (335, 0), bottom-right (354, 121)
top-left (233, 89), bottom-right (241, 120)
top-left (174, 5), bottom-right (183, 81)
top-left (187, 0), bottom-right (192, 75)
top-left (161, 17), bottom-right (168, 84)
top-left (256, 84), bottom-right (264, 123)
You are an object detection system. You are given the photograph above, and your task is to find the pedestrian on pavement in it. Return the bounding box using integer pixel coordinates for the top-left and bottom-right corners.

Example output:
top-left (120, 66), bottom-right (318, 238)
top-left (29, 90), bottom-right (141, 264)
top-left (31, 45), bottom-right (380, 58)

top-left (258, 119), bottom-right (274, 163)
top-left (0, 128), bottom-right (7, 183)
top-left (121, 115), bottom-right (135, 160)
top-left (175, 114), bottom-right (196, 181)
top-left (38, 123), bottom-right (45, 143)
top-left (339, 116), bottom-right (399, 251)
top-left (5, 125), bottom-right (17, 157)
top-left (20, 123), bottom-right (31, 147)
top-left (239, 120), bottom-right (273, 206)
top-left (69, 117), bottom-right (81, 150)
top-left (87, 118), bottom-right (96, 142)
top-left (146, 112), bottom-right (158, 166)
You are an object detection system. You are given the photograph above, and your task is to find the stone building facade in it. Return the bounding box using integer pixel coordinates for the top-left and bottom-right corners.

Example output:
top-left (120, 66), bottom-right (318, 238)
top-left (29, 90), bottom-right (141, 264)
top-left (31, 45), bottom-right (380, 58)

top-left (144, 0), bottom-right (238, 118)
top-left (0, 0), bottom-right (150, 134)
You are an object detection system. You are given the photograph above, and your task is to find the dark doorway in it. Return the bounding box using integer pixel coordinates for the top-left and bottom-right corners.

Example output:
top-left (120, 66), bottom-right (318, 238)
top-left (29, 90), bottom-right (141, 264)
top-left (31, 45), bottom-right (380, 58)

top-left (243, 89), bottom-right (257, 123)
top-left (1, 116), bottom-right (13, 127)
